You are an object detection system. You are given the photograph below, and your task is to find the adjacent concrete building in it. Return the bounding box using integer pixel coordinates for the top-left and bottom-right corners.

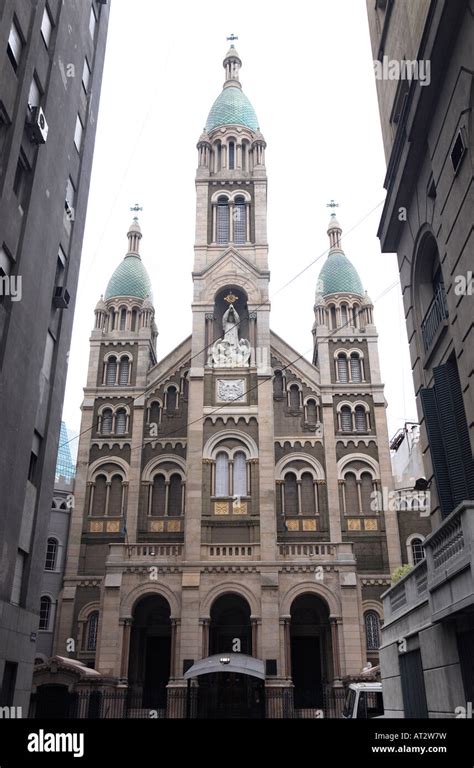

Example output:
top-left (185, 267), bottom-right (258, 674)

top-left (367, 0), bottom-right (474, 717)
top-left (33, 46), bottom-right (417, 719)
top-left (35, 422), bottom-right (75, 664)
top-left (0, 1), bottom-right (109, 710)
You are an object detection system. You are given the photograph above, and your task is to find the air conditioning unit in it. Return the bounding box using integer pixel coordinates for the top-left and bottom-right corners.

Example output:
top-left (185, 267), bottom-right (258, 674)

top-left (28, 106), bottom-right (49, 145)
top-left (53, 286), bottom-right (70, 309)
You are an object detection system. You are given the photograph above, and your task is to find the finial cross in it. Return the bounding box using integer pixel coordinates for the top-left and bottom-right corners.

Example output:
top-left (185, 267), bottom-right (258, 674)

top-left (326, 199), bottom-right (339, 210)
top-left (227, 33), bottom-right (238, 42)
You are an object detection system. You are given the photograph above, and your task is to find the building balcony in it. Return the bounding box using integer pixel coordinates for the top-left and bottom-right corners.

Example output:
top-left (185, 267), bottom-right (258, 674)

top-left (425, 500), bottom-right (474, 621)
top-left (382, 501), bottom-right (474, 624)
top-left (278, 542), bottom-right (355, 564)
top-left (107, 543), bottom-right (184, 565)
top-left (105, 541), bottom-right (356, 567)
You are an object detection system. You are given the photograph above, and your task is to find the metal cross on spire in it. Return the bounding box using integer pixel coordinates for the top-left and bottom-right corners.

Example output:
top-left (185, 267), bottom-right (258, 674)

top-left (227, 33), bottom-right (238, 42)
top-left (130, 203), bottom-right (143, 222)
top-left (326, 199), bottom-right (339, 210)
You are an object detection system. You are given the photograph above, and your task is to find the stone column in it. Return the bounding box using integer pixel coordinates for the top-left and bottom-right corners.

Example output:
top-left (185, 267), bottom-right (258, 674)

top-left (330, 617), bottom-right (342, 680)
top-left (119, 617), bottom-right (133, 679)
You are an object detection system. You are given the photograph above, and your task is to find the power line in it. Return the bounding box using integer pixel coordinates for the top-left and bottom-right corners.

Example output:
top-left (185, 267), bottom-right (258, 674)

top-left (59, 198), bottom-right (387, 451)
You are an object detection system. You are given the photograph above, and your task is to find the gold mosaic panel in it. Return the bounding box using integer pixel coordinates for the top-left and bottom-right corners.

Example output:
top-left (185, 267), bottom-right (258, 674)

top-left (149, 520), bottom-right (164, 532)
top-left (347, 519), bottom-right (362, 531)
top-left (302, 519), bottom-right (317, 531)
top-left (106, 521), bottom-right (120, 533)
top-left (286, 519), bottom-right (300, 531)
top-left (90, 521), bottom-right (103, 532)
top-left (214, 502), bottom-right (229, 516)
top-left (364, 519), bottom-right (378, 531)
top-left (167, 520), bottom-right (181, 532)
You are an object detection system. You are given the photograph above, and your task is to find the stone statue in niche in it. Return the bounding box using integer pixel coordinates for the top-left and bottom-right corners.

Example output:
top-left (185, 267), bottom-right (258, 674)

top-left (212, 302), bottom-right (251, 367)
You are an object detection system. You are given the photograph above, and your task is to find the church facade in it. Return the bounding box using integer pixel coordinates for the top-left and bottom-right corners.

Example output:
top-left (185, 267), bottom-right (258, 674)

top-left (42, 46), bottom-right (405, 716)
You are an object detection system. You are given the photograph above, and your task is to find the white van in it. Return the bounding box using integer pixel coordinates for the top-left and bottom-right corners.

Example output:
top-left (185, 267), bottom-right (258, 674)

top-left (342, 682), bottom-right (384, 718)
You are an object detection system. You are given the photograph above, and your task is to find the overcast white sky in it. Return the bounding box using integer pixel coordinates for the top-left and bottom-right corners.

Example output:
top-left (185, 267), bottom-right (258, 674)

top-left (62, 0), bottom-right (418, 448)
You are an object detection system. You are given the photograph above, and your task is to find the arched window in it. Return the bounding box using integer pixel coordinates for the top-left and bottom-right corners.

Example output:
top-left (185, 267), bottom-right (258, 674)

top-left (39, 596), bottom-right (52, 631)
top-left (350, 353), bottom-right (362, 382)
top-left (234, 196), bottom-right (246, 244)
top-left (273, 370), bottom-right (284, 397)
top-left (330, 305), bottom-right (337, 330)
top-left (101, 409), bottom-right (113, 434)
top-left (365, 611), bottom-right (381, 651)
top-left (344, 472), bottom-right (358, 513)
top-left (411, 537), bottom-right (425, 565)
top-left (301, 472), bottom-right (316, 515)
top-left (131, 308), bottom-right (138, 331)
top-left (360, 472), bottom-right (374, 513)
top-left (166, 386), bottom-right (177, 412)
top-left (44, 538), bottom-right (58, 571)
top-left (228, 140), bottom-right (235, 169)
top-left (306, 399), bottom-right (317, 424)
top-left (340, 406), bottom-right (352, 432)
top-left (233, 451), bottom-right (247, 497)
top-left (340, 304), bottom-right (348, 328)
top-left (87, 611), bottom-right (99, 652)
top-left (149, 401), bottom-right (160, 426)
top-left (115, 409), bottom-right (127, 435)
top-left (353, 304), bottom-right (360, 327)
top-left (215, 452), bottom-right (229, 497)
top-left (337, 354), bottom-right (349, 383)
top-left (119, 308), bottom-right (127, 330)
top-left (151, 474), bottom-right (166, 516)
top-left (289, 384), bottom-right (300, 410)
top-left (217, 196), bottom-right (229, 244)
top-left (242, 142), bottom-right (248, 171)
top-left (355, 405), bottom-right (367, 432)
top-left (284, 472), bottom-right (298, 516)
top-left (108, 474), bottom-right (123, 515)
top-left (168, 473), bottom-right (182, 516)
top-left (119, 357), bottom-right (130, 385)
top-left (106, 357), bottom-right (117, 385)
top-left (92, 474), bottom-right (107, 516)
top-left (182, 372), bottom-right (189, 400)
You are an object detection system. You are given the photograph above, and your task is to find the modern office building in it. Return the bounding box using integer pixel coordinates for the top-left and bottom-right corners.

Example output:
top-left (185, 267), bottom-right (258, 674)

top-left (366, 0), bottom-right (474, 717)
top-left (0, 1), bottom-right (110, 710)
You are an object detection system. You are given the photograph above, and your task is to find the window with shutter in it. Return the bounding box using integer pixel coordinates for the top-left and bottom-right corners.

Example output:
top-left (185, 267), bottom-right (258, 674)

top-left (355, 406), bottom-right (367, 432)
top-left (234, 196), bottom-right (246, 243)
top-left (337, 355), bottom-right (349, 382)
top-left (350, 354), bottom-right (362, 382)
top-left (119, 358), bottom-right (129, 385)
top-left (87, 612), bottom-right (99, 651)
top-left (340, 406), bottom-right (352, 432)
top-left (217, 197), bottom-right (229, 243)
top-left (106, 358), bottom-right (117, 385)
top-left (101, 409), bottom-right (113, 433)
top-left (115, 410), bottom-right (127, 435)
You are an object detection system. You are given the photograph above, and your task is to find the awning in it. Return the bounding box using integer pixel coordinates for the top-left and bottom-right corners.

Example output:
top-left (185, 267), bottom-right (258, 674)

top-left (184, 653), bottom-right (265, 680)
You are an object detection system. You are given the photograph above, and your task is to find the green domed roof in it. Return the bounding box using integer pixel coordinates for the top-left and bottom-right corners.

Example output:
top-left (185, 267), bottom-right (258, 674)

top-left (105, 254), bottom-right (152, 301)
top-left (317, 250), bottom-right (364, 297)
top-left (205, 86), bottom-right (259, 132)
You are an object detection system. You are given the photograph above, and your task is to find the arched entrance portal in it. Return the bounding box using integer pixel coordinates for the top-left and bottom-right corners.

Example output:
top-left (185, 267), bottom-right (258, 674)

top-left (128, 595), bottom-right (171, 708)
top-left (290, 593), bottom-right (332, 709)
top-left (209, 593), bottom-right (252, 654)
top-left (198, 593), bottom-right (263, 718)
